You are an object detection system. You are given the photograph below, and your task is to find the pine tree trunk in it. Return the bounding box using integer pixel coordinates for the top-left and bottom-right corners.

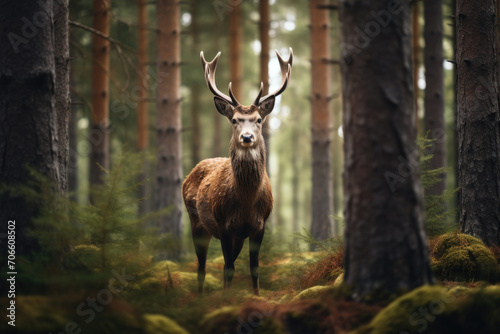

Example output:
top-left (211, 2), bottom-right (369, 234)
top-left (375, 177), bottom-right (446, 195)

top-left (190, 2), bottom-right (201, 167)
top-left (90, 0), bottom-right (111, 191)
top-left (457, 0), bottom-right (500, 246)
top-left (154, 0), bottom-right (183, 257)
top-left (229, 2), bottom-right (243, 101)
top-left (310, 0), bottom-right (333, 245)
top-left (137, 0), bottom-right (149, 215)
top-left (340, 0), bottom-right (433, 296)
top-left (424, 0), bottom-right (446, 197)
top-left (260, 0), bottom-right (271, 173)
top-left (412, 1), bottom-right (420, 134)
top-left (54, 0), bottom-right (71, 194)
top-left (0, 1), bottom-right (60, 256)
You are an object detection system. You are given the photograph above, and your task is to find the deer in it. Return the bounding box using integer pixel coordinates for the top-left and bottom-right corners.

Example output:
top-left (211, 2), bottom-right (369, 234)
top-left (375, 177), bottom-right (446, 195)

top-left (182, 48), bottom-right (293, 296)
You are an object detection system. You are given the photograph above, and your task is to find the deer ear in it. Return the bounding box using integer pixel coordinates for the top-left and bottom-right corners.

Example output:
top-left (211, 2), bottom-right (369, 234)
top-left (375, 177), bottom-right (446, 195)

top-left (214, 96), bottom-right (234, 119)
top-left (258, 95), bottom-right (275, 118)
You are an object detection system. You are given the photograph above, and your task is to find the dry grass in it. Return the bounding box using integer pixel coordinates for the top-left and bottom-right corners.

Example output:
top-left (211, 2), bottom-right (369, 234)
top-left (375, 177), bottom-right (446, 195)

top-left (300, 248), bottom-right (344, 289)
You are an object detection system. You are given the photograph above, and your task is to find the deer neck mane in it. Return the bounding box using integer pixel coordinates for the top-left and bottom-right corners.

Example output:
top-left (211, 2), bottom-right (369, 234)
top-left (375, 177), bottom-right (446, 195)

top-left (229, 139), bottom-right (267, 192)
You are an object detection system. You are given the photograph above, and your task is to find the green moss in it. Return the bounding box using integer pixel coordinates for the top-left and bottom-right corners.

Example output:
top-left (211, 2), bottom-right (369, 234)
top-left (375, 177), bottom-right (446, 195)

top-left (199, 306), bottom-right (240, 334)
top-left (353, 285), bottom-right (461, 334)
top-left (150, 260), bottom-right (180, 273)
top-left (138, 276), bottom-right (165, 292)
top-left (333, 272), bottom-right (344, 286)
top-left (434, 232), bottom-right (483, 259)
top-left (143, 314), bottom-right (189, 334)
top-left (354, 285), bottom-right (500, 334)
top-left (434, 245), bottom-right (497, 281)
top-left (292, 285), bottom-right (332, 301)
top-left (175, 271), bottom-right (222, 293)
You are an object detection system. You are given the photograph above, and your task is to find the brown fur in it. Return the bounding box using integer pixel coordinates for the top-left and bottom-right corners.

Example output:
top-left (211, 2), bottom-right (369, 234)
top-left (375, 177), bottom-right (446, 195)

top-left (183, 105), bottom-right (273, 295)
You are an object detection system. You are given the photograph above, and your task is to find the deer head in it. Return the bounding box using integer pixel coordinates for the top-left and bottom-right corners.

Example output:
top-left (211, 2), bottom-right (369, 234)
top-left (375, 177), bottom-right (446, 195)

top-left (200, 48), bottom-right (293, 149)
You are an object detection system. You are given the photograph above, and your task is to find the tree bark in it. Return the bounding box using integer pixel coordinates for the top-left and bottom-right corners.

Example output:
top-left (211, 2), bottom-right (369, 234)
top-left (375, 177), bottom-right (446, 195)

top-left (0, 0), bottom-right (60, 256)
top-left (260, 0), bottom-right (271, 173)
top-left (340, 0), bottom-right (433, 296)
top-left (309, 0), bottom-right (333, 244)
top-left (423, 0), bottom-right (446, 197)
top-left (90, 0), bottom-right (111, 192)
top-left (229, 1), bottom-right (243, 101)
top-left (190, 2), bottom-right (201, 167)
top-left (137, 0), bottom-right (149, 215)
top-left (154, 0), bottom-right (183, 257)
top-left (412, 1), bottom-right (420, 134)
top-left (457, 0), bottom-right (500, 246)
top-left (54, 0), bottom-right (70, 194)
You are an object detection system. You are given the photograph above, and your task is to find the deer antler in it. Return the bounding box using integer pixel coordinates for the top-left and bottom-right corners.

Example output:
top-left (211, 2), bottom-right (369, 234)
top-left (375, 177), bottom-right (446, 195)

top-left (253, 47), bottom-right (293, 106)
top-left (200, 51), bottom-right (240, 106)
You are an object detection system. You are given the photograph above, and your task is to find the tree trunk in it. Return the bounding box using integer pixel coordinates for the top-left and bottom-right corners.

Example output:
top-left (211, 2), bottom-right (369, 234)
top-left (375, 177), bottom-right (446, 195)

top-left (154, 0), bottom-right (183, 257)
top-left (90, 0), bottom-right (111, 192)
top-left (309, 0), bottom-right (333, 245)
top-left (191, 2), bottom-right (201, 167)
top-left (423, 0), bottom-right (446, 197)
top-left (457, 0), bottom-right (500, 246)
top-left (292, 108), bottom-right (300, 233)
top-left (54, 0), bottom-right (71, 194)
top-left (229, 2), bottom-right (243, 101)
top-left (412, 1), bottom-right (420, 134)
top-left (137, 0), bottom-right (149, 215)
top-left (340, 0), bottom-right (434, 297)
top-left (0, 0), bottom-right (60, 256)
top-left (260, 0), bottom-right (271, 173)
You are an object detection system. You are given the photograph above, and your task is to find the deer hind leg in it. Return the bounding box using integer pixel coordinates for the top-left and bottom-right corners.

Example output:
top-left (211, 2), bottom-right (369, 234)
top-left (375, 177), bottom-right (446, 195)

top-left (192, 228), bottom-right (211, 294)
top-left (249, 229), bottom-right (265, 296)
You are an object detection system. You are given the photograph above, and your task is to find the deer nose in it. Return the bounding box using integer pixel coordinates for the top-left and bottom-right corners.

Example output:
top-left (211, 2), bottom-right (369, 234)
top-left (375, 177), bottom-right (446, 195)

top-left (241, 134), bottom-right (253, 143)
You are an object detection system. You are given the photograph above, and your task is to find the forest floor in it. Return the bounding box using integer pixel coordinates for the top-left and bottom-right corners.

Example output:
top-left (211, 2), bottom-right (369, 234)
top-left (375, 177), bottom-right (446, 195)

top-left (2, 232), bottom-right (500, 334)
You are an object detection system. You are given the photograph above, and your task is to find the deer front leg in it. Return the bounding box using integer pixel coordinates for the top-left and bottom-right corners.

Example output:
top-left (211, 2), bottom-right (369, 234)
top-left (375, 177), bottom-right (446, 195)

top-left (220, 230), bottom-right (235, 289)
top-left (249, 229), bottom-right (265, 296)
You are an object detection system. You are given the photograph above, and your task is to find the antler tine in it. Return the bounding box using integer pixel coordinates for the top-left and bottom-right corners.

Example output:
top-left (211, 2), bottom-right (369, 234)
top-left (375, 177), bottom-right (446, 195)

top-left (258, 47), bottom-right (293, 104)
top-left (228, 82), bottom-right (240, 106)
top-left (252, 82), bottom-right (264, 106)
top-left (200, 51), bottom-right (236, 106)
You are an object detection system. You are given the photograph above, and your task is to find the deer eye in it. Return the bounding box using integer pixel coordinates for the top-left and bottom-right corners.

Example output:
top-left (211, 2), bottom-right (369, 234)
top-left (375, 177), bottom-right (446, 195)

top-left (257, 118), bottom-right (262, 124)
top-left (232, 119), bottom-right (237, 124)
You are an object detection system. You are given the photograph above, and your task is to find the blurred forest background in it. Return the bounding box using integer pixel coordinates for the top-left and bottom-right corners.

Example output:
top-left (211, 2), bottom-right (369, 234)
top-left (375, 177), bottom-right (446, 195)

top-left (68, 0), bottom-right (456, 252)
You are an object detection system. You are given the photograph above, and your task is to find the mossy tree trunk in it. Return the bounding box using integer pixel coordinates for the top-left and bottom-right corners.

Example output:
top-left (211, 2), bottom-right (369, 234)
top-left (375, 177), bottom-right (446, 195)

top-left (339, 0), bottom-right (434, 297)
top-left (309, 0), bottom-right (333, 245)
top-left (457, 0), bottom-right (500, 246)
